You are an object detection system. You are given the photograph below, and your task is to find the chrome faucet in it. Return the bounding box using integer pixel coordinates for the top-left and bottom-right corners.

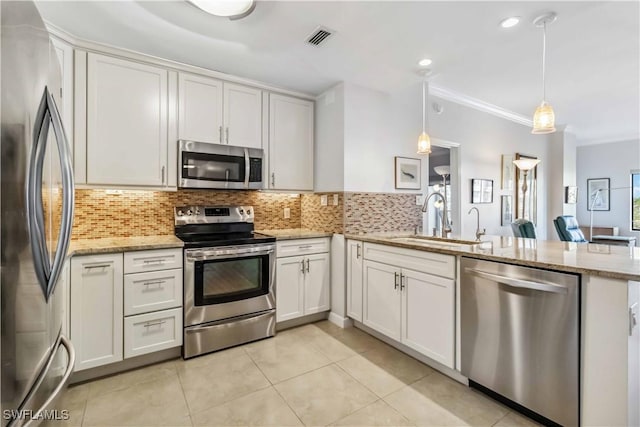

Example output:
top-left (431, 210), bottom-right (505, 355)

top-left (421, 192), bottom-right (451, 238)
top-left (468, 207), bottom-right (486, 241)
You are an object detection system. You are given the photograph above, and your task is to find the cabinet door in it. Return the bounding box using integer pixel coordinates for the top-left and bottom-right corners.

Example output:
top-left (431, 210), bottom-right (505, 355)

top-left (304, 253), bottom-right (330, 315)
top-left (87, 53), bottom-right (168, 186)
top-left (363, 260), bottom-right (402, 341)
top-left (223, 83), bottom-right (262, 148)
top-left (268, 94), bottom-right (314, 190)
top-left (51, 38), bottom-right (74, 155)
top-left (276, 256), bottom-right (305, 322)
top-left (347, 241), bottom-right (364, 321)
top-left (401, 268), bottom-right (455, 368)
top-left (70, 254), bottom-right (123, 371)
top-left (178, 73), bottom-right (223, 144)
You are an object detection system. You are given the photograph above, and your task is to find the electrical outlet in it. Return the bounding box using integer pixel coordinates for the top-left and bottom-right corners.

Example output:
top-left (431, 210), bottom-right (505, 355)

top-left (320, 195), bottom-right (328, 206)
top-left (416, 195), bottom-right (424, 206)
top-left (284, 207), bottom-right (291, 219)
top-left (332, 194), bottom-right (339, 206)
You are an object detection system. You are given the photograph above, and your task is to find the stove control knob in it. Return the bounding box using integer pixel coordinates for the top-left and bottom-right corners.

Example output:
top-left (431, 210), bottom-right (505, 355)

top-left (195, 208), bottom-right (200, 215)
top-left (246, 209), bottom-right (252, 216)
top-left (239, 208), bottom-right (244, 215)
top-left (177, 210), bottom-right (184, 216)
top-left (186, 209), bottom-right (193, 216)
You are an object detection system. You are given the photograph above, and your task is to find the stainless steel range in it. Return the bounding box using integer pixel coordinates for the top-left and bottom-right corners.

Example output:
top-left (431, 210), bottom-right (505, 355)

top-left (175, 205), bottom-right (276, 358)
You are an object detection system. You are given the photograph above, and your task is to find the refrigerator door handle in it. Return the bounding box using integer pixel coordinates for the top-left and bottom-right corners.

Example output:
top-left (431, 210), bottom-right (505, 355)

top-left (27, 87), bottom-right (75, 301)
top-left (46, 88), bottom-right (74, 300)
top-left (16, 335), bottom-right (76, 427)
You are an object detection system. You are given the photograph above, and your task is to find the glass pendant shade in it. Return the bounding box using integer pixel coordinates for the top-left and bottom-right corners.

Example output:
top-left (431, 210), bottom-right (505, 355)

top-left (417, 131), bottom-right (432, 154)
top-left (531, 101), bottom-right (556, 134)
top-left (188, 0), bottom-right (255, 18)
top-left (513, 158), bottom-right (541, 171)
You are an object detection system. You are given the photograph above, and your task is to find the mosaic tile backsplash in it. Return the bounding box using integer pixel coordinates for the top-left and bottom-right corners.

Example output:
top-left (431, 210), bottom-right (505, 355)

top-left (71, 190), bottom-right (422, 239)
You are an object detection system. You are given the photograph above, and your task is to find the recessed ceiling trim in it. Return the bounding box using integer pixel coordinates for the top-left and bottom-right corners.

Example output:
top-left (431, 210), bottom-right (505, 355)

top-left (429, 84), bottom-right (533, 127)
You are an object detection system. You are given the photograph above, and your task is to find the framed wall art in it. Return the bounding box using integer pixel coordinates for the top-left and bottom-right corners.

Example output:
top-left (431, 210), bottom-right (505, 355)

top-left (587, 178), bottom-right (610, 211)
top-left (501, 154), bottom-right (514, 190)
top-left (471, 179), bottom-right (493, 204)
top-left (564, 186), bottom-right (577, 204)
top-left (394, 156), bottom-right (421, 190)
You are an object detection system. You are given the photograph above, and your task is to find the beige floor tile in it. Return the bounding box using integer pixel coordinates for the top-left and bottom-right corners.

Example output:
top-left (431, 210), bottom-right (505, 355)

top-left (87, 360), bottom-right (178, 398)
top-left (494, 411), bottom-right (542, 427)
top-left (281, 324), bottom-right (360, 362)
top-left (330, 399), bottom-right (415, 426)
top-left (191, 387), bottom-right (302, 426)
top-left (275, 364), bottom-right (377, 426)
top-left (338, 354), bottom-right (412, 398)
top-left (384, 374), bottom-right (508, 426)
top-left (244, 333), bottom-right (332, 384)
top-left (359, 344), bottom-right (434, 385)
top-left (83, 375), bottom-right (191, 426)
top-left (177, 347), bottom-right (270, 414)
top-left (60, 382), bottom-right (90, 405)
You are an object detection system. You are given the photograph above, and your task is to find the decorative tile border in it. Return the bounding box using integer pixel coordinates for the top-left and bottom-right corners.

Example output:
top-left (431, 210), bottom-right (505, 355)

top-left (344, 192), bottom-right (422, 235)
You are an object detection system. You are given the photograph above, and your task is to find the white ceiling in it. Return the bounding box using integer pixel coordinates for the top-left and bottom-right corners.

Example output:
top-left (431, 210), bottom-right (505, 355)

top-left (36, 1), bottom-right (640, 143)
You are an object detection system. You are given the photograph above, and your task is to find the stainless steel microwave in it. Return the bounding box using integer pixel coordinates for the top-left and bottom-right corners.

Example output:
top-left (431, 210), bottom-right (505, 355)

top-left (178, 140), bottom-right (264, 190)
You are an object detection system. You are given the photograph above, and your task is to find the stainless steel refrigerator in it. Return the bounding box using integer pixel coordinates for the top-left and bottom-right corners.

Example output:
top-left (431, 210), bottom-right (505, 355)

top-left (1, 1), bottom-right (76, 426)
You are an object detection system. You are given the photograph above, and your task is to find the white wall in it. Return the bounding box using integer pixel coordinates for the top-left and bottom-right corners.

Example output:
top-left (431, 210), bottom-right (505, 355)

top-left (576, 139), bottom-right (640, 242)
top-left (315, 83), bottom-right (345, 192)
top-left (546, 129), bottom-right (578, 239)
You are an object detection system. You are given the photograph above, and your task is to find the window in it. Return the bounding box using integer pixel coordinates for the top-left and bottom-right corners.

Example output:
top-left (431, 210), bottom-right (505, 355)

top-left (633, 171), bottom-right (640, 231)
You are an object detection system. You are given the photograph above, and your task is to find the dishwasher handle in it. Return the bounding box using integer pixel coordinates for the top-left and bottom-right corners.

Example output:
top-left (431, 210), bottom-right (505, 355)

top-left (465, 268), bottom-right (569, 294)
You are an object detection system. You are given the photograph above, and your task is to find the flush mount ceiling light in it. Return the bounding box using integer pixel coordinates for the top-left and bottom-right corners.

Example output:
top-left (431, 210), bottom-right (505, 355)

top-left (418, 58), bottom-right (432, 67)
top-left (499, 16), bottom-right (520, 28)
top-left (417, 70), bottom-right (433, 155)
top-left (187, 0), bottom-right (256, 20)
top-left (531, 12), bottom-right (557, 134)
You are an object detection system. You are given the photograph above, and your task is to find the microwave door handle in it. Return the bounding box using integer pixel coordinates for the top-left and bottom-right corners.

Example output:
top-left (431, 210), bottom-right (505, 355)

top-left (244, 148), bottom-right (250, 189)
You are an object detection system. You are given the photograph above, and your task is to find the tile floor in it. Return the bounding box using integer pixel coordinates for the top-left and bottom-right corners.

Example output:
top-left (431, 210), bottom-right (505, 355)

top-left (57, 321), bottom-right (540, 427)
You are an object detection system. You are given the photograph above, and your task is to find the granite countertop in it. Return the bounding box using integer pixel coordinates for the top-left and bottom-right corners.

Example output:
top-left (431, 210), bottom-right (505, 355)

top-left (345, 233), bottom-right (640, 282)
top-left (257, 228), bottom-right (334, 240)
top-left (69, 235), bottom-right (184, 256)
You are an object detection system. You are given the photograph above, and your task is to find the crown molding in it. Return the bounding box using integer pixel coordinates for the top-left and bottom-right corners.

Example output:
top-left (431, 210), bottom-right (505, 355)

top-left (43, 21), bottom-right (316, 101)
top-left (429, 84), bottom-right (533, 127)
top-left (577, 133), bottom-right (640, 147)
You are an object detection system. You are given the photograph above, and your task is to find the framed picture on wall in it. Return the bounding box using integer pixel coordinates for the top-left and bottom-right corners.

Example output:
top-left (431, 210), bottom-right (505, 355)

top-left (501, 195), bottom-right (513, 226)
top-left (587, 178), bottom-right (610, 211)
top-left (471, 179), bottom-right (493, 203)
top-left (564, 186), bottom-right (578, 204)
top-left (394, 157), bottom-right (421, 190)
top-left (501, 154), bottom-right (514, 190)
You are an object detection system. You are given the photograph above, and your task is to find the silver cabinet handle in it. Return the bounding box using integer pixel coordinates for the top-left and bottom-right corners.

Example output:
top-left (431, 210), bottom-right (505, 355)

top-left (300, 259), bottom-right (305, 275)
top-left (225, 127), bottom-right (229, 144)
top-left (144, 320), bottom-right (166, 328)
top-left (161, 165), bottom-right (165, 184)
top-left (400, 274), bottom-right (406, 290)
top-left (271, 172), bottom-right (275, 187)
top-left (219, 126), bottom-right (223, 143)
top-left (142, 280), bottom-right (164, 287)
top-left (394, 272), bottom-right (399, 289)
top-left (143, 258), bottom-right (165, 264)
top-left (356, 243), bottom-right (361, 259)
top-left (306, 258), bottom-right (310, 273)
top-left (298, 245), bottom-right (313, 250)
top-left (84, 263), bottom-right (111, 270)
top-left (465, 268), bottom-right (569, 294)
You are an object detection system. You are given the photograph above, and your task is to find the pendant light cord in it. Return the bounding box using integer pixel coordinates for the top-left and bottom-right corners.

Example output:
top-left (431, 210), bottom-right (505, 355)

top-left (542, 22), bottom-right (547, 102)
top-left (422, 80), bottom-right (426, 132)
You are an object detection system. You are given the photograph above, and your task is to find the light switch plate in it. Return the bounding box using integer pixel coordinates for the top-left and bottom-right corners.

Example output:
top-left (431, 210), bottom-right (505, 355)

top-left (320, 195), bottom-right (328, 206)
top-left (332, 194), bottom-right (339, 206)
top-left (284, 207), bottom-right (291, 219)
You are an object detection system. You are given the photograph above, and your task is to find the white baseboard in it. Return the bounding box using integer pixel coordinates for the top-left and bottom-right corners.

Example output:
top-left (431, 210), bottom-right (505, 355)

top-left (328, 312), bottom-right (353, 328)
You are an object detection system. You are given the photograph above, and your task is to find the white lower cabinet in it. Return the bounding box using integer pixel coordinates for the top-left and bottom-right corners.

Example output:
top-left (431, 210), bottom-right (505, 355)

top-left (361, 243), bottom-right (456, 369)
top-left (124, 308), bottom-right (182, 358)
top-left (70, 248), bottom-right (183, 371)
top-left (70, 254), bottom-right (124, 371)
top-left (276, 238), bottom-right (330, 323)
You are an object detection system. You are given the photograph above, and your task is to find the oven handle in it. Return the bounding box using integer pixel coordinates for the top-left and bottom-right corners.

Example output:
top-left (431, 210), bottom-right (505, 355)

top-left (185, 245), bottom-right (274, 262)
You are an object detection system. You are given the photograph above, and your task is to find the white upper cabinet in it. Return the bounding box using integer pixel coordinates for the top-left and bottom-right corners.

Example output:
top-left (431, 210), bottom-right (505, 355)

top-left (178, 73), bottom-right (223, 144)
top-left (51, 38), bottom-right (74, 151)
top-left (223, 83), bottom-right (262, 148)
top-left (86, 53), bottom-right (168, 186)
top-left (268, 94), bottom-right (314, 191)
top-left (178, 74), bottom-right (262, 148)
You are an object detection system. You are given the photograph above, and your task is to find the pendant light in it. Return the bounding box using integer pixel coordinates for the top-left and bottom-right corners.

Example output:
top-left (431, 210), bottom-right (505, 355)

top-left (188, 0), bottom-right (256, 20)
top-left (417, 74), bottom-right (432, 154)
top-left (531, 12), bottom-right (557, 134)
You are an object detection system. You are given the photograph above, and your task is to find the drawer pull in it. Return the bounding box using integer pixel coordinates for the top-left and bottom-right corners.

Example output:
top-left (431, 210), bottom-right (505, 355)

top-left (142, 259), bottom-right (166, 264)
top-left (298, 245), bottom-right (313, 249)
top-left (84, 264), bottom-right (110, 270)
top-left (143, 320), bottom-right (166, 328)
top-left (142, 280), bottom-right (164, 287)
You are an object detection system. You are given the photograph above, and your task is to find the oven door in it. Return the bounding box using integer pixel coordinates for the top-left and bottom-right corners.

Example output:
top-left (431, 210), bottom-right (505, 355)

top-left (184, 243), bottom-right (275, 326)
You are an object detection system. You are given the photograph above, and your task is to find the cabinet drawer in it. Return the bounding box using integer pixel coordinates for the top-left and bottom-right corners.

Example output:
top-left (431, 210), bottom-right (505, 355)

top-left (124, 308), bottom-right (182, 358)
top-left (124, 269), bottom-right (183, 316)
top-left (276, 238), bottom-right (329, 258)
top-left (124, 248), bottom-right (182, 274)
top-left (363, 242), bottom-right (455, 279)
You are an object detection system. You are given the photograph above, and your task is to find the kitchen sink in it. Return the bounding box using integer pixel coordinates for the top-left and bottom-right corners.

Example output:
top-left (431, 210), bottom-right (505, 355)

top-left (390, 236), bottom-right (480, 248)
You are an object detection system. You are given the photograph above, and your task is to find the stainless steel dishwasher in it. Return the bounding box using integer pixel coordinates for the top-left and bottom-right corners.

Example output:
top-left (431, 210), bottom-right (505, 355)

top-left (460, 257), bottom-right (579, 427)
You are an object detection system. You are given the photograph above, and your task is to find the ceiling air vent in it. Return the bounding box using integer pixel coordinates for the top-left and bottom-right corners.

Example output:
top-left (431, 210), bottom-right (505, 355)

top-left (306, 26), bottom-right (334, 46)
